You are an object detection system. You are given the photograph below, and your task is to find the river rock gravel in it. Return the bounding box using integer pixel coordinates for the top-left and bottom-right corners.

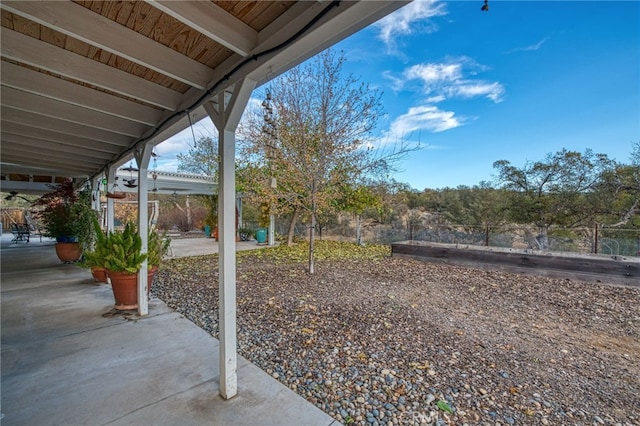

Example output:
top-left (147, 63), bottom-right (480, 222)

top-left (152, 245), bottom-right (639, 426)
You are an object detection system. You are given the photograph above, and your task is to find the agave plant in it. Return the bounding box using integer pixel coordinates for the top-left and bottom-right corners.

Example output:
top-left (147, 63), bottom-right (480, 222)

top-left (101, 223), bottom-right (148, 274)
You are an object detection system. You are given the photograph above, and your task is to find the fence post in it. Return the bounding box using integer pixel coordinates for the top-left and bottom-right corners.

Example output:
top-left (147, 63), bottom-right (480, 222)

top-left (594, 223), bottom-right (598, 254)
top-left (485, 226), bottom-right (489, 247)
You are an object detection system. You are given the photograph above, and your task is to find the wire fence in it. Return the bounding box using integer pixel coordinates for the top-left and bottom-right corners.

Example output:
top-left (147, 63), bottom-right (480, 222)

top-left (277, 217), bottom-right (640, 257)
top-left (359, 224), bottom-right (640, 257)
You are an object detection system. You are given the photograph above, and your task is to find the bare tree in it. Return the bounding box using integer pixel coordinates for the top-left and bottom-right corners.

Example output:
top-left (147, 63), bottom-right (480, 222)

top-left (176, 135), bottom-right (218, 231)
top-left (240, 49), bottom-right (415, 273)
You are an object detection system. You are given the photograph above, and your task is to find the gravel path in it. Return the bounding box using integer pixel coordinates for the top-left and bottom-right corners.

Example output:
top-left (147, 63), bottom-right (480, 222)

top-left (152, 244), bottom-right (640, 426)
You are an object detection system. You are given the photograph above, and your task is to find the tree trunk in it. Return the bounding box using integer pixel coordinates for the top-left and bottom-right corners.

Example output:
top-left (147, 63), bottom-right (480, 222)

top-left (355, 214), bottom-right (362, 245)
top-left (185, 195), bottom-right (192, 230)
top-left (173, 195), bottom-right (193, 231)
top-left (309, 210), bottom-right (316, 274)
top-left (287, 207), bottom-right (299, 246)
top-left (308, 180), bottom-right (317, 275)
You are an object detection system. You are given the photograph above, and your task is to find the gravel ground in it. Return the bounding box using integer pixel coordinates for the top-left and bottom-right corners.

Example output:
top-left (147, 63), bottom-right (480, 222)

top-left (152, 243), bottom-right (640, 426)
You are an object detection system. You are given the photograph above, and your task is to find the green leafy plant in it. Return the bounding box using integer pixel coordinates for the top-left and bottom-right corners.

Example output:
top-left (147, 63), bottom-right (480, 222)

top-left (101, 223), bottom-right (147, 273)
top-left (436, 400), bottom-right (453, 414)
top-left (79, 215), bottom-right (108, 269)
top-left (148, 229), bottom-right (171, 267)
top-left (34, 178), bottom-right (97, 247)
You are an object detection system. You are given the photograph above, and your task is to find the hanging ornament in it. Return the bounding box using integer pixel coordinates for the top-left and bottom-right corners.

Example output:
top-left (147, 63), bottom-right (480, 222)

top-left (106, 177), bottom-right (126, 199)
top-left (122, 161), bottom-right (138, 188)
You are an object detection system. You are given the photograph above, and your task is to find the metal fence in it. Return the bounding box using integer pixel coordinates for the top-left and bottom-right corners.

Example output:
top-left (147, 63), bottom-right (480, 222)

top-left (362, 224), bottom-right (640, 257)
top-left (242, 215), bottom-right (640, 257)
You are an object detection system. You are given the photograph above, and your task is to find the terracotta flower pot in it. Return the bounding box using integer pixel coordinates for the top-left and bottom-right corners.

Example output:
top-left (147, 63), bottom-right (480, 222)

top-left (90, 266), bottom-right (108, 283)
top-left (55, 242), bottom-right (82, 263)
top-left (107, 267), bottom-right (159, 310)
top-left (106, 270), bottom-right (138, 310)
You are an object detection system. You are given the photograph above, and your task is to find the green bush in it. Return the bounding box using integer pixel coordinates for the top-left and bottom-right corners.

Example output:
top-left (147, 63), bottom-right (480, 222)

top-left (101, 223), bottom-right (147, 273)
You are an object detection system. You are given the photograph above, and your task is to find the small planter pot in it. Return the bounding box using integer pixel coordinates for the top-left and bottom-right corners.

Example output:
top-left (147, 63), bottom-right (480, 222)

top-left (107, 267), bottom-right (159, 310)
top-left (255, 227), bottom-right (267, 244)
top-left (106, 270), bottom-right (138, 310)
top-left (90, 266), bottom-right (108, 283)
top-left (55, 242), bottom-right (82, 263)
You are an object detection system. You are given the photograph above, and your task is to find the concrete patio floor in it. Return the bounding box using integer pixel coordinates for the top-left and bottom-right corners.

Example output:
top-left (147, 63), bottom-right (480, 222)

top-left (0, 234), bottom-right (336, 426)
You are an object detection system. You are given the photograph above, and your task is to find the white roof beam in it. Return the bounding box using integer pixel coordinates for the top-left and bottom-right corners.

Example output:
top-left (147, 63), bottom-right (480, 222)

top-left (1, 151), bottom-right (103, 171)
top-left (1, 87), bottom-right (150, 137)
top-left (1, 28), bottom-right (181, 111)
top-left (1, 61), bottom-right (164, 126)
top-left (1, 1), bottom-right (212, 89)
top-left (0, 122), bottom-right (122, 154)
top-left (0, 180), bottom-right (72, 194)
top-left (147, 0), bottom-right (257, 57)
top-left (2, 133), bottom-right (117, 160)
top-left (1, 107), bottom-right (133, 147)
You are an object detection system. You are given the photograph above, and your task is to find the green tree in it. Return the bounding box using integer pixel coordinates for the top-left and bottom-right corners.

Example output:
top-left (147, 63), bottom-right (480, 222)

top-left (176, 135), bottom-right (219, 231)
top-left (177, 135), bottom-right (218, 176)
top-left (335, 183), bottom-right (382, 245)
top-left (594, 142), bottom-right (640, 227)
top-left (240, 49), bottom-right (414, 273)
top-left (493, 149), bottom-right (615, 248)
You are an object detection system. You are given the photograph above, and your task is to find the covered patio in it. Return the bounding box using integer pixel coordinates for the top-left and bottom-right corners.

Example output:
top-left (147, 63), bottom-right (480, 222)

top-left (0, 0), bottom-right (409, 417)
top-left (0, 234), bottom-right (335, 425)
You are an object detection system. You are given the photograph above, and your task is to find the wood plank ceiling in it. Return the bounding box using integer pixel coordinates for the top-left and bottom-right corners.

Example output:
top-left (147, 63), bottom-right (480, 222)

top-left (0, 0), bottom-right (407, 193)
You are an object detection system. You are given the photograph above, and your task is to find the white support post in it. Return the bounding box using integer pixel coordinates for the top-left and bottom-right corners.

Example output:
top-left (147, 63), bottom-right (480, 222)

top-left (135, 144), bottom-right (153, 317)
top-left (204, 78), bottom-right (256, 400)
top-left (91, 176), bottom-right (101, 212)
top-left (106, 166), bottom-right (117, 233)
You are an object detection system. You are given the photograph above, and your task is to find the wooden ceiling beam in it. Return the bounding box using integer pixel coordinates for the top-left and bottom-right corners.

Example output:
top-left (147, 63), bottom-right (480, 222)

top-left (1, 107), bottom-right (134, 147)
top-left (1, 1), bottom-right (213, 89)
top-left (1, 61), bottom-right (164, 126)
top-left (2, 143), bottom-right (111, 163)
top-left (0, 122), bottom-right (123, 154)
top-left (1, 28), bottom-right (181, 110)
top-left (1, 151), bottom-right (103, 172)
top-left (1, 133), bottom-right (118, 160)
top-left (0, 163), bottom-right (90, 179)
top-left (1, 86), bottom-right (150, 137)
top-left (147, 0), bottom-right (257, 57)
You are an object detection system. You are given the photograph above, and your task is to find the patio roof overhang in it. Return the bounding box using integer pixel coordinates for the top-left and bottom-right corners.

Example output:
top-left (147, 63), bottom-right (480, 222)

top-left (0, 0), bottom-right (411, 401)
top-left (0, 0), bottom-right (408, 186)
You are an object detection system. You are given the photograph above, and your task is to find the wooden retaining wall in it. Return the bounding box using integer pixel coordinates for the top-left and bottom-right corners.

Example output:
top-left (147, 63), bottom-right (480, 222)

top-left (391, 241), bottom-right (640, 288)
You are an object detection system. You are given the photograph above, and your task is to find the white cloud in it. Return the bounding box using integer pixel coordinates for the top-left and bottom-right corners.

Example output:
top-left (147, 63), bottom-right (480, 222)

top-left (375, 0), bottom-right (447, 47)
top-left (387, 105), bottom-right (464, 140)
top-left (154, 118), bottom-right (217, 171)
top-left (449, 81), bottom-right (505, 103)
top-left (506, 38), bottom-right (549, 54)
top-left (405, 63), bottom-right (462, 86)
top-left (394, 57), bottom-right (505, 103)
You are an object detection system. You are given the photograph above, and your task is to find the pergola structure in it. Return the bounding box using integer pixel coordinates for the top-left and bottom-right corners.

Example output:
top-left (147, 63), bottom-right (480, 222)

top-left (0, 0), bottom-right (409, 399)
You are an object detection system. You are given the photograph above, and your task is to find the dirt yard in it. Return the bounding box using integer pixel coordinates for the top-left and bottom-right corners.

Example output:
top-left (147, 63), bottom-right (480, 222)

top-left (153, 243), bottom-right (640, 425)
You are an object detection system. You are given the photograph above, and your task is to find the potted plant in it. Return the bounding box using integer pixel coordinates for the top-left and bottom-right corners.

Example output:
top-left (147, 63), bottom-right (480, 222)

top-left (255, 202), bottom-right (270, 244)
top-left (34, 178), bottom-right (97, 262)
top-left (202, 194), bottom-right (218, 239)
top-left (79, 215), bottom-right (109, 282)
top-left (147, 228), bottom-right (170, 292)
top-left (101, 222), bottom-right (147, 310)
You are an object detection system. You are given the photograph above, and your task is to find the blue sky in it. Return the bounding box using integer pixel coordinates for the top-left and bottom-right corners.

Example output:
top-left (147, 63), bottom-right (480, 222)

top-left (157, 0), bottom-right (640, 190)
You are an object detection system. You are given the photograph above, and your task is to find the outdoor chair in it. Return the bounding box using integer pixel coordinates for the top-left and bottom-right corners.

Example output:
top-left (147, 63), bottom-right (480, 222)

top-left (11, 223), bottom-right (30, 244)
